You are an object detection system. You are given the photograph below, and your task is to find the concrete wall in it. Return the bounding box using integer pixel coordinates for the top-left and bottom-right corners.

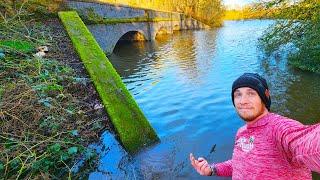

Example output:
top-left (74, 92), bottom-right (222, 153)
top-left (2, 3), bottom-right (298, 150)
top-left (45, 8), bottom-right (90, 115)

top-left (67, 0), bottom-right (146, 18)
top-left (66, 0), bottom-right (211, 54)
top-left (87, 22), bottom-right (150, 54)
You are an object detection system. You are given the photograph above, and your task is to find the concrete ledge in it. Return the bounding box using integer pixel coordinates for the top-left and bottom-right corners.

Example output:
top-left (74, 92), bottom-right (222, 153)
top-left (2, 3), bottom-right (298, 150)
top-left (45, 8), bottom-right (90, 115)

top-left (84, 17), bottom-right (179, 25)
top-left (58, 11), bottom-right (159, 154)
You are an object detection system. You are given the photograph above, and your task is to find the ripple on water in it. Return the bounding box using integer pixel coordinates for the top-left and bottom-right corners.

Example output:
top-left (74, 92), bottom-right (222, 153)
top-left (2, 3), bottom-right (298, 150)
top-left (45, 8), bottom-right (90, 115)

top-left (91, 20), bottom-right (320, 179)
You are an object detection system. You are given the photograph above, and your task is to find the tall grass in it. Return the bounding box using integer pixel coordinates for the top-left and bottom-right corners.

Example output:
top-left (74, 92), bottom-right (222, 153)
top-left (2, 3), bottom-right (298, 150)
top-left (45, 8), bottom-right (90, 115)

top-left (0, 2), bottom-right (107, 179)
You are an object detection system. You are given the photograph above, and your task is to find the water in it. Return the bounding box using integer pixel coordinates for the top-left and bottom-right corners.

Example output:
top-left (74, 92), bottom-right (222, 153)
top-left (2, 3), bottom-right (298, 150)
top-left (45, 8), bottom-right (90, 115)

top-left (89, 20), bottom-right (320, 179)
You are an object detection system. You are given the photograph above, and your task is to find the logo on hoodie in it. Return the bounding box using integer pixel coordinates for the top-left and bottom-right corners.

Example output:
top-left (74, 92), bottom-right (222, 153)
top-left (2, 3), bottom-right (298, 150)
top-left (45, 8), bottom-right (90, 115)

top-left (236, 136), bottom-right (255, 152)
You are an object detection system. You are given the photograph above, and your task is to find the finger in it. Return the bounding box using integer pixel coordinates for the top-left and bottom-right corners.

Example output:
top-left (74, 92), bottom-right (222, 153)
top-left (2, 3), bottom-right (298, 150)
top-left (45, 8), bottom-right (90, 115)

top-left (190, 153), bottom-right (196, 166)
top-left (200, 162), bottom-right (209, 172)
top-left (198, 163), bottom-right (208, 176)
top-left (198, 157), bottom-right (205, 162)
top-left (190, 153), bottom-right (195, 161)
top-left (197, 160), bottom-right (206, 168)
top-left (200, 161), bottom-right (208, 169)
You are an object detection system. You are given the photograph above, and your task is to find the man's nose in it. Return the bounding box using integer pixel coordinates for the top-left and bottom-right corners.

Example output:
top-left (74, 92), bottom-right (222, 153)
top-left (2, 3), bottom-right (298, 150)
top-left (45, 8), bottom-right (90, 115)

top-left (239, 94), bottom-right (249, 104)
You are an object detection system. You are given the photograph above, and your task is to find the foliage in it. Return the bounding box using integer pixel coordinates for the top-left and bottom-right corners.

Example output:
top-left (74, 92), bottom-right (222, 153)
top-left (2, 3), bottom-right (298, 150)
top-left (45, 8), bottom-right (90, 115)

top-left (0, 40), bottom-right (34, 53)
top-left (224, 2), bottom-right (280, 20)
top-left (0, 0), bottom-right (66, 19)
top-left (191, 0), bottom-right (224, 27)
top-left (0, 3), bottom-right (107, 179)
top-left (85, 0), bottom-right (224, 27)
top-left (259, 0), bottom-right (320, 73)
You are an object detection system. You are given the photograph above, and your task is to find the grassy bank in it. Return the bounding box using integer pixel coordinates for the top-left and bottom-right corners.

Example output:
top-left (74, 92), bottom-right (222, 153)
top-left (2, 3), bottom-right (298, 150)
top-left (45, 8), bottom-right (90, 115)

top-left (0, 3), bottom-right (111, 179)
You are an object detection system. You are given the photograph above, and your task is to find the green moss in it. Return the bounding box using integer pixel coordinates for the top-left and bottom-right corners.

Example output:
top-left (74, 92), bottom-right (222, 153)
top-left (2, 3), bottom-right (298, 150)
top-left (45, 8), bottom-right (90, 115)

top-left (92, 17), bottom-right (174, 24)
top-left (58, 11), bottom-right (159, 153)
top-left (0, 40), bottom-right (34, 53)
top-left (79, 7), bottom-right (177, 25)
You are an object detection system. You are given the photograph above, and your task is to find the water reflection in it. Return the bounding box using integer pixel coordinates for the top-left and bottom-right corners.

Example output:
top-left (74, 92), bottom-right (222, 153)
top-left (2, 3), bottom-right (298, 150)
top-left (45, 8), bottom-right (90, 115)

top-left (90, 20), bottom-right (320, 179)
top-left (111, 30), bottom-right (218, 88)
top-left (258, 50), bottom-right (320, 124)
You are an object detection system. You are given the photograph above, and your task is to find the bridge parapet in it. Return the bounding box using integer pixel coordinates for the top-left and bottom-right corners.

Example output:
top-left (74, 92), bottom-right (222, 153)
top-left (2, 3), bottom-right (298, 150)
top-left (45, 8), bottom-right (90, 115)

top-left (66, 0), bottom-right (211, 54)
top-left (67, 0), bottom-right (146, 19)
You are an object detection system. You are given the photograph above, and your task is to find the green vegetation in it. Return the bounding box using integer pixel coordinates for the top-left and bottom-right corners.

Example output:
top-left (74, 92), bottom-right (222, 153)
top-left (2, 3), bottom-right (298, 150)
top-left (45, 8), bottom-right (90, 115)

top-left (190, 0), bottom-right (224, 26)
top-left (83, 0), bottom-right (224, 27)
top-left (0, 0), bottom-right (66, 18)
top-left (260, 0), bottom-right (320, 73)
top-left (224, 2), bottom-right (278, 20)
top-left (0, 40), bottom-right (34, 53)
top-left (58, 11), bottom-right (159, 153)
top-left (0, 2), bottom-right (108, 178)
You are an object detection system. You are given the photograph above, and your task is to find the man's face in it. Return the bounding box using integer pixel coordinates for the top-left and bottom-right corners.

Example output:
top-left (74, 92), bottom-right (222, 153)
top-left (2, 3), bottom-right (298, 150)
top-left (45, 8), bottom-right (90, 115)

top-left (233, 87), bottom-right (266, 122)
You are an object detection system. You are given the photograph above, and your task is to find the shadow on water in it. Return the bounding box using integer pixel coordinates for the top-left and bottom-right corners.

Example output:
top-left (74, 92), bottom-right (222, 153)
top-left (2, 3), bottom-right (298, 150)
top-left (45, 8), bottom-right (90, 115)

top-left (258, 49), bottom-right (320, 123)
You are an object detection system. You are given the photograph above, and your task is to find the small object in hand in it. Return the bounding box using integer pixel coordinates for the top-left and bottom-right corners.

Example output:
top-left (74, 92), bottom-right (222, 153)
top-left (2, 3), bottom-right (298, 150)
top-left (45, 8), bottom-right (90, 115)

top-left (210, 144), bottom-right (216, 153)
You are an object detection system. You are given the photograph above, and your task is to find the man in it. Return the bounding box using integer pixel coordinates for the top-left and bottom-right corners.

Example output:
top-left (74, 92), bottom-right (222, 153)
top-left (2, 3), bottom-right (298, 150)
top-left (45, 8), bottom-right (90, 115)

top-left (190, 73), bottom-right (320, 179)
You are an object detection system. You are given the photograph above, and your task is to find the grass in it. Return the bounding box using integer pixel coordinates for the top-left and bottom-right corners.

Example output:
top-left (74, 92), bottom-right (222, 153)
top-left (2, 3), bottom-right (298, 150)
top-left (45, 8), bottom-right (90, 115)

top-left (0, 5), bottom-right (109, 178)
top-left (0, 48), bottom-right (101, 179)
top-left (58, 11), bottom-right (159, 154)
top-left (0, 40), bottom-right (34, 53)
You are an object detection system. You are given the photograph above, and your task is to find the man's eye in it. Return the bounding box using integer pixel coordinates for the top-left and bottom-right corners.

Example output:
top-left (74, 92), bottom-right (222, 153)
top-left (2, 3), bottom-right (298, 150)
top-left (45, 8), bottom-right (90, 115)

top-left (234, 93), bottom-right (241, 97)
top-left (248, 92), bottom-right (256, 96)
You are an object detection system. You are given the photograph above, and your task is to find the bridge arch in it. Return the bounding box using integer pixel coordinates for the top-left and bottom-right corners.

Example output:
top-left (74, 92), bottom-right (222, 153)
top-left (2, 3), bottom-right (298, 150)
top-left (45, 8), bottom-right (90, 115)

top-left (173, 25), bottom-right (180, 31)
top-left (105, 28), bottom-right (150, 53)
top-left (155, 27), bottom-right (169, 40)
top-left (67, 0), bottom-right (211, 55)
top-left (113, 30), bottom-right (148, 52)
top-left (118, 30), bottom-right (147, 41)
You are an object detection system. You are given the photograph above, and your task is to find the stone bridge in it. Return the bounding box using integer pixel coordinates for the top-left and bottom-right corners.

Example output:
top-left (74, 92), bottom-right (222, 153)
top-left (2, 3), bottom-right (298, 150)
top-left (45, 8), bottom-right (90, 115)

top-left (66, 0), bottom-right (211, 54)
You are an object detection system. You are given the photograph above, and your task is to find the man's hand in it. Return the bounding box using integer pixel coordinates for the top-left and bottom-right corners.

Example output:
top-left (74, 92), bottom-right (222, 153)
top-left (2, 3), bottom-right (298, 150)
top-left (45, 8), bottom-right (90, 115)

top-left (189, 153), bottom-right (212, 176)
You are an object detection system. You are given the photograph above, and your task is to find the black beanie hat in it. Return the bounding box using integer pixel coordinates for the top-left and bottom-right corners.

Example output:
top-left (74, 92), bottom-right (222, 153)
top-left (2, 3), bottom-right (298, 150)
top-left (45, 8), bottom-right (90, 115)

top-left (231, 73), bottom-right (271, 110)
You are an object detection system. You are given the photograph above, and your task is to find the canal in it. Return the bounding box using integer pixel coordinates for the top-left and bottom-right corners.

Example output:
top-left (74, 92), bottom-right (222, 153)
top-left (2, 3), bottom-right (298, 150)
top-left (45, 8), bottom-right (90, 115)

top-left (89, 20), bottom-right (320, 179)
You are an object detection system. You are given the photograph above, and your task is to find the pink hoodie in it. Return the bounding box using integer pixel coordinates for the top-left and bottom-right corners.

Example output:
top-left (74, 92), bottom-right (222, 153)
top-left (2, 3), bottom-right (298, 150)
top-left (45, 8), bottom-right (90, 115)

top-left (215, 113), bottom-right (320, 179)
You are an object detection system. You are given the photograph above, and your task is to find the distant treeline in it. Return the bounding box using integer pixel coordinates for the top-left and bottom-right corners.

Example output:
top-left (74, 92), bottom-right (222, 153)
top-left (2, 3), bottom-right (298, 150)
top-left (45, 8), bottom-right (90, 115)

top-left (0, 0), bottom-right (224, 27)
top-left (91, 0), bottom-right (224, 27)
top-left (224, 0), bottom-right (320, 73)
top-left (224, 2), bottom-right (280, 20)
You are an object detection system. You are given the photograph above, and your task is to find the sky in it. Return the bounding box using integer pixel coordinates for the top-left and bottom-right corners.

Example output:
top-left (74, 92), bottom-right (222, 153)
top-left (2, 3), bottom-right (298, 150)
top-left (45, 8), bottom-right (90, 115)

top-left (223, 0), bottom-right (257, 8)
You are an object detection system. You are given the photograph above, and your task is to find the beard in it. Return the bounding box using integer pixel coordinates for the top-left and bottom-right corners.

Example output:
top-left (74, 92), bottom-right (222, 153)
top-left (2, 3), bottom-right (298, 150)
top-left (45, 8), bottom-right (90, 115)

top-left (237, 105), bottom-right (265, 122)
top-left (239, 112), bottom-right (259, 122)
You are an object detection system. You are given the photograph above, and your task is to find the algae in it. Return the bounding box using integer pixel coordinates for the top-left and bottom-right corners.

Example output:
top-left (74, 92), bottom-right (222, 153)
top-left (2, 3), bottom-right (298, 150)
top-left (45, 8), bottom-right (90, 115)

top-left (58, 11), bottom-right (159, 153)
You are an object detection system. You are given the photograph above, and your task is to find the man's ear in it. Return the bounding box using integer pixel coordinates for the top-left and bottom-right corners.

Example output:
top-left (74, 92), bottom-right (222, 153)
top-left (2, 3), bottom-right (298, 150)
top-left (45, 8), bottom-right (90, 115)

top-left (265, 89), bottom-right (270, 98)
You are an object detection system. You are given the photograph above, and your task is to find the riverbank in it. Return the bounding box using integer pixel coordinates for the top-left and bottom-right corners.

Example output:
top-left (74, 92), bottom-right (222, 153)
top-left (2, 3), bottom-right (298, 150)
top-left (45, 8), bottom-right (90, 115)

top-left (0, 11), bottom-right (114, 179)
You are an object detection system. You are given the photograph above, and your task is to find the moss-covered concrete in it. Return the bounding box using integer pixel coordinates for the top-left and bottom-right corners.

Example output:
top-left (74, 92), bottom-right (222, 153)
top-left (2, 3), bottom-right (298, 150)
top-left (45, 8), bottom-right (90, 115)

top-left (58, 11), bottom-right (159, 154)
top-left (80, 7), bottom-right (178, 25)
top-left (85, 17), bottom-right (176, 25)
